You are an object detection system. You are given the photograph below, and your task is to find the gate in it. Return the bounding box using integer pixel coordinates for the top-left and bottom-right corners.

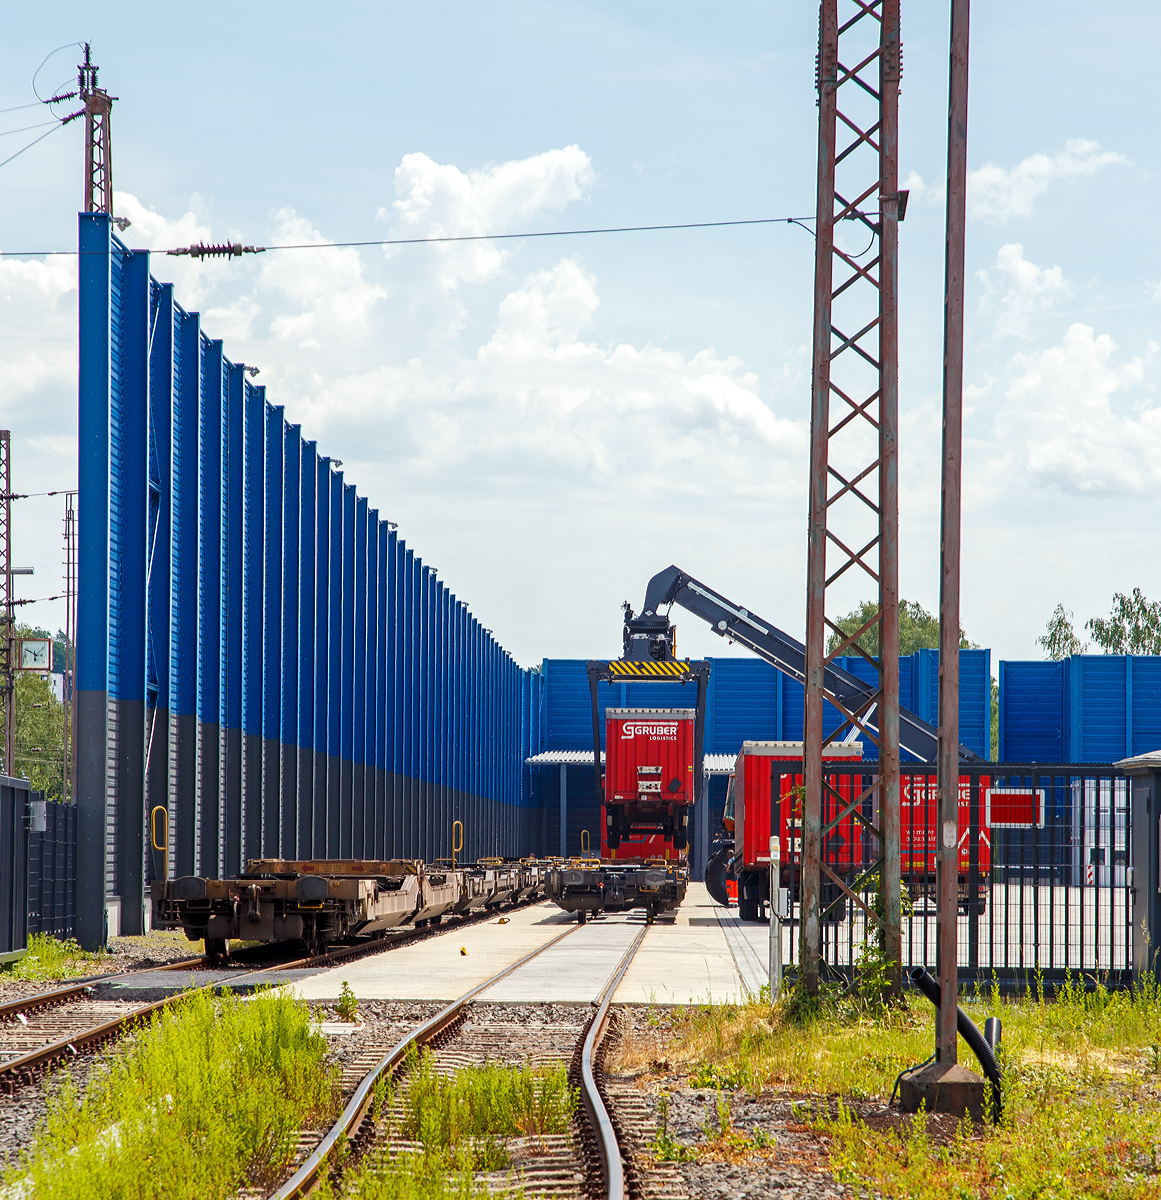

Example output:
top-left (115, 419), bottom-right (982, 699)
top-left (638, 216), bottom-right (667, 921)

top-left (776, 761), bottom-right (1132, 988)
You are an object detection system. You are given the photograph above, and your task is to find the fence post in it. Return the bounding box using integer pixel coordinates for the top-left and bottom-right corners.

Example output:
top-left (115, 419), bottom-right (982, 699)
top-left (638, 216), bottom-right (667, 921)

top-left (1120, 755), bottom-right (1161, 982)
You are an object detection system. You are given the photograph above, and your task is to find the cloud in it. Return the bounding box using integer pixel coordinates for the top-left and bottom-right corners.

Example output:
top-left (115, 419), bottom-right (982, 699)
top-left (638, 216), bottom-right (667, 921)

top-left (996, 323), bottom-right (1158, 493)
top-left (381, 145), bottom-right (595, 289)
top-left (977, 243), bottom-right (1071, 339)
top-left (902, 140), bottom-right (1127, 223)
top-left (968, 139), bottom-right (1127, 223)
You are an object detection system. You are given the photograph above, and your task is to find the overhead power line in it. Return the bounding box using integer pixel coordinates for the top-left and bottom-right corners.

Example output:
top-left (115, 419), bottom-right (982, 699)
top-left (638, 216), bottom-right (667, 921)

top-left (2, 215), bottom-right (817, 258)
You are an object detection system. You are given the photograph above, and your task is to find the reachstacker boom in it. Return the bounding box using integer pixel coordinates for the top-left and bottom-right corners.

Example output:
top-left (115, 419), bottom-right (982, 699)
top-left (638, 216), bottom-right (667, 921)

top-left (629, 565), bottom-right (985, 764)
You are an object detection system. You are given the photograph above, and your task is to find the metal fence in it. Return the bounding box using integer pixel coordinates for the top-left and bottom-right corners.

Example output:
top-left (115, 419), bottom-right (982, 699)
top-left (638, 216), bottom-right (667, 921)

top-left (27, 797), bottom-right (77, 940)
top-left (776, 761), bottom-right (1132, 987)
top-left (0, 779), bottom-right (77, 957)
top-left (77, 213), bottom-right (544, 943)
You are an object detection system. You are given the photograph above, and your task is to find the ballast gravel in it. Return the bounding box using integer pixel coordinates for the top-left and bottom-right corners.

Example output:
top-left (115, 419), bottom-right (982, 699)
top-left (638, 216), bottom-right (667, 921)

top-left (608, 1005), bottom-right (854, 1200)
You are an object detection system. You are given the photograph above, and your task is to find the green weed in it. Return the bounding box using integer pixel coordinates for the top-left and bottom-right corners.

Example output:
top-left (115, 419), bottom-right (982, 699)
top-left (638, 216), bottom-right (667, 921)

top-left (4, 986), bottom-right (340, 1199)
top-left (337, 980), bottom-right (360, 1022)
top-left (3, 932), bottom-right (102, 981)
top-left (335, 1147), bottom-right (508, 1200)
top-left (652, 1092), bottom-right (698, 1163)
top-left (391, 1044), bottom-right (575, 1168)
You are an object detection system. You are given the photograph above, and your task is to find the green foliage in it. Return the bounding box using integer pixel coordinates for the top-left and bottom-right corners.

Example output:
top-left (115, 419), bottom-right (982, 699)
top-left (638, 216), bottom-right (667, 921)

top-left (337, 980), bottom-right (359, 1022)
top-left (5, 986), bottom-right (340, 1199)
top-left (335, 1148), bottom-right (503, 1200)
top-left (1038, 603), bottom-right (1088, 659)
top-left (2, 932), bottom-right (101, 980)
top-left (826, 599), bottom-right (977, 658)
top-left (652, 1092), bottom-right (699, 1162)
top-left (0, 668), bottom-right (68, 798)
top-left (394, 1044), bottom-right (575, 1167)
top-left (1087, 588), bottom-right (1161, 655)
top-left (688, 1061), bottom-right (748, 1090)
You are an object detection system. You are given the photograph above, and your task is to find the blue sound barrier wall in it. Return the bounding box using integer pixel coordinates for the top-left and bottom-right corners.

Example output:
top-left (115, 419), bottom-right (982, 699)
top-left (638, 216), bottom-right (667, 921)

top-left (76, 214), bottom-right (542, 946)
top-left (540, 648), bottom-right (992, 762)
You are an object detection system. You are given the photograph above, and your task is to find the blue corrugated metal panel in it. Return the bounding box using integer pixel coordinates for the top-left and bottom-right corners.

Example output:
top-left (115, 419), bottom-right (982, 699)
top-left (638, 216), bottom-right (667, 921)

top-left (146, 280), bottom-right (171, 714)
top-left (709, 659), bottom-right (780, 751)
top-left (197, 339), bottom-right (223, 729)
top-left (1132, 658), bottom-right (1161, 756)
top-left (172, 314), bottom-right (199, 715)
top-left (1072, 656), bottom-right (1128, 763)
top-left (999, 660), bottom-right (1066, 761)
top-left (263, 406), bottom-right (283, 748)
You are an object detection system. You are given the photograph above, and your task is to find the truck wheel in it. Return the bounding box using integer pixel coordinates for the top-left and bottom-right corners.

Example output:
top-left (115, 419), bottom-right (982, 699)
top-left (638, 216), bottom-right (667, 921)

top-left (705, 845), bottom-right (732, 906)
top-left (738, 871), bottom-right (760, 922)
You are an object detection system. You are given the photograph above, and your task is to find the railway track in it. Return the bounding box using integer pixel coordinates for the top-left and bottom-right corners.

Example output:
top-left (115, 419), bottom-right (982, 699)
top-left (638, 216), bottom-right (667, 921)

top-left (266, 915), bottom-right (649, 1200)
top-left (0, 893), bottom-right (546, 1096)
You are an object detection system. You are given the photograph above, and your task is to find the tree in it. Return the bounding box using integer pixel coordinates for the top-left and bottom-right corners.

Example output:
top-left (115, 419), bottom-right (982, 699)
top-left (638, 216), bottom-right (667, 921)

top-left (827, 599), bottom-right (977, 657)
top-left (0, 672), bottom-right (68, 799)
top-left (1086, 589), bottom-right (1161, 655)
top-left (1036, 604), bottom-right (1087, 659)
top-left (0, 623), bottom-right (71, 799)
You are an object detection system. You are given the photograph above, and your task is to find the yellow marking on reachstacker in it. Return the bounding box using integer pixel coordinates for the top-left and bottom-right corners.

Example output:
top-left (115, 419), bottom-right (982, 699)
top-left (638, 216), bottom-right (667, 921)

top-left (608, 659), bottom-right (690, 678)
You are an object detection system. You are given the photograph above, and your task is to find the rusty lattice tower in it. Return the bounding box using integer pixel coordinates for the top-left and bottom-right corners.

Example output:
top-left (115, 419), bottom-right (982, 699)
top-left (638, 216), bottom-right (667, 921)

top-left (802, 0), bottom-right (902, 996)
top-left (78, 44), bottom-right (114, 214)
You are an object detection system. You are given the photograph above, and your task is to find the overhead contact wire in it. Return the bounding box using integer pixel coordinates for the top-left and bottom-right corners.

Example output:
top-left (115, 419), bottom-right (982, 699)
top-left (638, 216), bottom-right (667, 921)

top-left (1, 215), bottom-right (817, 258)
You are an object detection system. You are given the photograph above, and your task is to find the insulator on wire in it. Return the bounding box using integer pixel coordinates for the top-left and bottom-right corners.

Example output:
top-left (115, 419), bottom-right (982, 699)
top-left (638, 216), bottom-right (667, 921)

top-left (165, 242), bottom-right (266, 260)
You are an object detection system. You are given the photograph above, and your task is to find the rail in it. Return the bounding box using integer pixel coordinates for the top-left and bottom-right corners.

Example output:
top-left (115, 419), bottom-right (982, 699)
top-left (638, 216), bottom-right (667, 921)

top-left (268, 923), bottom-right (582, 1199)
top-left (581, 924), bottom-right (649, 1200)
top-left (269, 917), bottom-right (649, 1200)
top-left (0, 889), bottom-right (549, 1093)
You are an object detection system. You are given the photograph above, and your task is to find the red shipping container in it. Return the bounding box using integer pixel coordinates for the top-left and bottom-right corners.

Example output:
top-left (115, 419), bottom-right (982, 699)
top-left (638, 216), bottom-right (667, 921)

top-left (899, 773), bottom-right (994, 877)
top-left (733, 741), bottom-right (864, 872)
top-left (604, 708), bottom-right (698, 806)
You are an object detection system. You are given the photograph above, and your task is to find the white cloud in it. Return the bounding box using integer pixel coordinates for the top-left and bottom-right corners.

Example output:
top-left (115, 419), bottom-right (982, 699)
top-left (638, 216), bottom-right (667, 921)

top-left (977, 243), bottom-right (1071, 339)
top-left (903, 140), bottom-right (1127, 223)
top-left (996, 323), bottom-right (1158, 493)
top-left (968, 139), bottom-right (1127, 223)
top-left (381, 145), bottom-right (595, 289)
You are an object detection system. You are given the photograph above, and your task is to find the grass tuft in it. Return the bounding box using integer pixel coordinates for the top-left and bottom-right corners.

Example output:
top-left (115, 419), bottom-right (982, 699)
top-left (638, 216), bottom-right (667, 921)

top-left (3, 932), bottom-right (103, 981)
top-left (619, 967), bottom-right (1161, 1197)
top-left (4, 986), bottom-right (340, 1199)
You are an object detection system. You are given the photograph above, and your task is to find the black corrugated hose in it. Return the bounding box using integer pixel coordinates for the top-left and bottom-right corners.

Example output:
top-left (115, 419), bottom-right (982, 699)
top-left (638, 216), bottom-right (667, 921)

top-left (909, 966), bottom-right (1003, 1119)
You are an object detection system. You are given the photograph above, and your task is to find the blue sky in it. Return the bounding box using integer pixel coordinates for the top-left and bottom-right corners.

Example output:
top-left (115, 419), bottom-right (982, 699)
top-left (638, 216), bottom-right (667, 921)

top-left (1, 2), bottom-right (1158, 669)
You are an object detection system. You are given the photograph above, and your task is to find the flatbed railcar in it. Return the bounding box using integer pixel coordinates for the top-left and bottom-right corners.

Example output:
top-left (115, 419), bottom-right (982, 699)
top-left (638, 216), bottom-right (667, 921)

top-left (151, 857), bottom-right (550, 960)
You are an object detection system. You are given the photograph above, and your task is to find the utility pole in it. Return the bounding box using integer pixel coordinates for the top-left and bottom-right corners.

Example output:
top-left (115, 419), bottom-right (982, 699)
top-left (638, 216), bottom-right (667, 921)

top-left (78, 43), bottom-right (114, 215)
top-left (803, 0), bottom-right (903, 996)
top-left (937, 0), bottom-right (971, 1068)
top-left (0, 432), bottom-right (12, 778)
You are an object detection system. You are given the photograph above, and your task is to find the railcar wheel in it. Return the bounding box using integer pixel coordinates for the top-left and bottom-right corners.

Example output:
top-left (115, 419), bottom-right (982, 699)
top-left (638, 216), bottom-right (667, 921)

top-left (577, 909), bottom-right (587, 924)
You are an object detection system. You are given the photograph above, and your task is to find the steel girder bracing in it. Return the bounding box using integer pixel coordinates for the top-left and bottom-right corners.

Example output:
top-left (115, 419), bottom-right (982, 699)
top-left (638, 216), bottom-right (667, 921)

top-left (804, 0), bottom-right (902, 996)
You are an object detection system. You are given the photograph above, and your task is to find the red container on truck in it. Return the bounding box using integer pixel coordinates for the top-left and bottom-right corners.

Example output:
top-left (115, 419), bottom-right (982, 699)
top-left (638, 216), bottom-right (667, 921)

top-left (732, 740), bottom-right (865, 871)
top-left (603, 707), bottom-right (696, 853)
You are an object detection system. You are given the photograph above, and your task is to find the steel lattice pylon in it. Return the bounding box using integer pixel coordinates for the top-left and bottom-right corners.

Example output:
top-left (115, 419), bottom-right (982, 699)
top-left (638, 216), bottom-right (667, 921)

top-left (802, 0), bottom-right (902, 996)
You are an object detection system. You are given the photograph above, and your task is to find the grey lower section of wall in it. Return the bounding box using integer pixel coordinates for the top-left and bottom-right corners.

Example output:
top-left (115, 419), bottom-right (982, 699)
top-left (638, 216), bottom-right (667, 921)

top-left (81, 710), bottom-right (541, 941)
